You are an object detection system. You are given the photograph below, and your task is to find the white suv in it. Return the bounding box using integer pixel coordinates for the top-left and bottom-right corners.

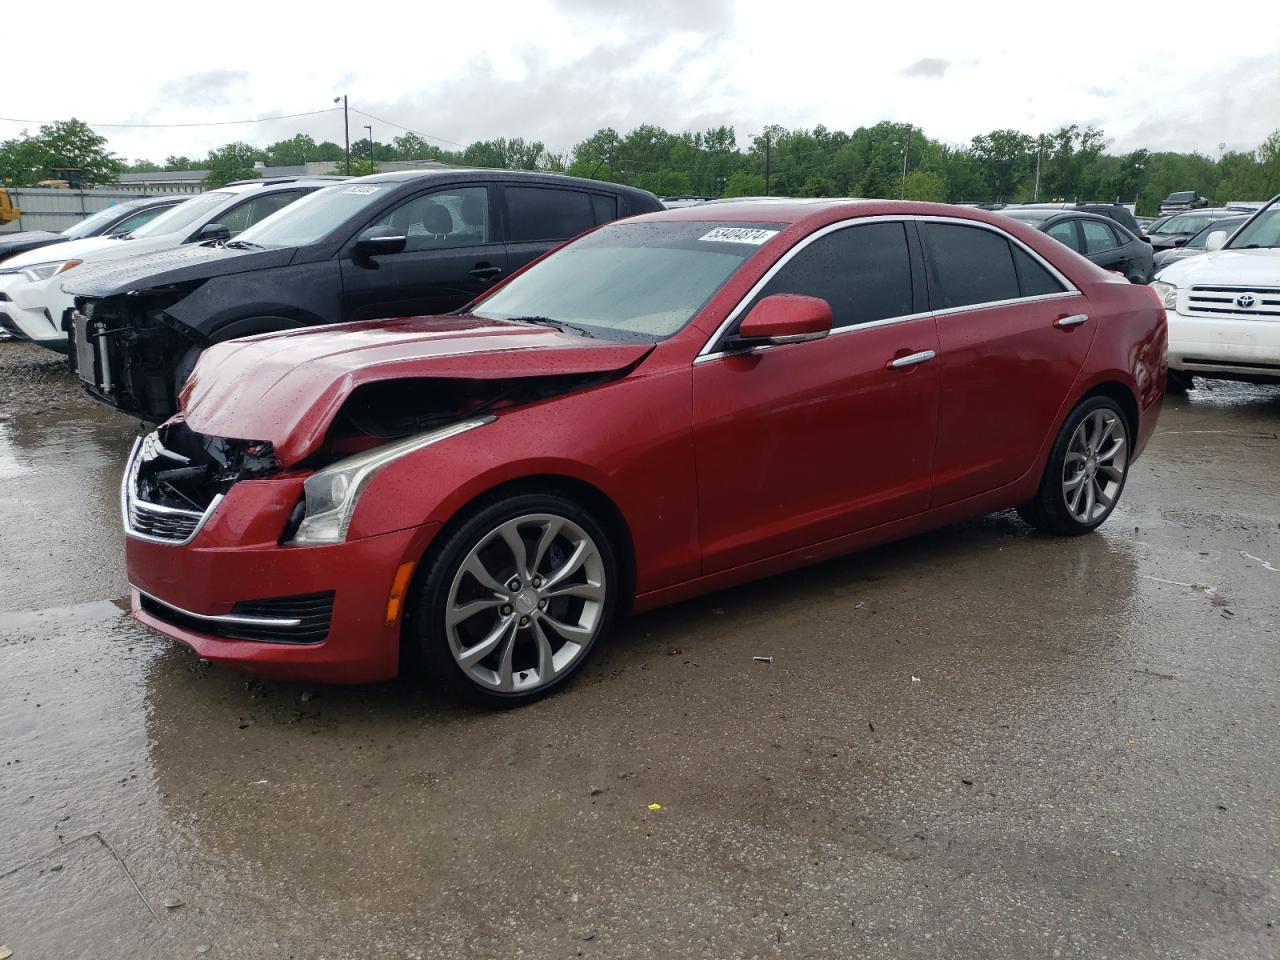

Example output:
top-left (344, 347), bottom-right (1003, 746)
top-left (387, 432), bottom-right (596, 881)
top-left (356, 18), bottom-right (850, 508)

top-left (0, 179), bottom-right (328, 352)
top-left (1153, 194), bottom-right (1280, 390)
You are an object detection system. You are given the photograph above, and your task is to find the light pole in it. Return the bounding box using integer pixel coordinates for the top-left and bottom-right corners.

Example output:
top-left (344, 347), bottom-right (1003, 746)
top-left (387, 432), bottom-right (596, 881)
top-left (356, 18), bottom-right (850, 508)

top-left (900, 125), bottom-right (911, 199)
top-left (364, 125), bottom-right (373, 165)
top-left (333, 95), bottom-right (350, 175)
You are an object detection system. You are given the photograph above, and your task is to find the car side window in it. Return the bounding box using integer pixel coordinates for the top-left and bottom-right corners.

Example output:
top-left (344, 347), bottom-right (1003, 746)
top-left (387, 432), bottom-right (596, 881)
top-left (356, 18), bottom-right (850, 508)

top-left (1011, 246), bottom-right (1066, 297)
top-left (745, 221), bottom-right (914, 329)
top-left (372, 187), bottom-right (490, 252)
top-left (1081, 219), bottom-right (1118, 254)
top-left (506, 186), bottom-right (595, 243)
top-left (591, 193), bottom-right (618, 225)
top-left (923, 222), bottom-right (1020, 309)
top-left (217, 192), bottom-right (301, 238)
top-left (1046, 219), bottom-right (1082, 252)
top-left (113, 207), bottom-right (167, 234)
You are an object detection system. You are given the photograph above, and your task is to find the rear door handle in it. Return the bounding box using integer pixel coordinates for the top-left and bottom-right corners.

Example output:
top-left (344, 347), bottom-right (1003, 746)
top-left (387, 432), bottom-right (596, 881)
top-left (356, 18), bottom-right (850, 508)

top-left (888, 349), bottom-right (936, 369)
top-left (469, 264), bottom-right (503, 280)
top-left (1055, 314), bottom-right (1088, 329)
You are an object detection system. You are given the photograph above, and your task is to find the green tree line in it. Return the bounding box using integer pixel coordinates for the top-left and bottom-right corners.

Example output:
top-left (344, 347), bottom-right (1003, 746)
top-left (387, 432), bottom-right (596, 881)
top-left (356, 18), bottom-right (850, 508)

top-left (4, 118), bottom-right (1279, 214)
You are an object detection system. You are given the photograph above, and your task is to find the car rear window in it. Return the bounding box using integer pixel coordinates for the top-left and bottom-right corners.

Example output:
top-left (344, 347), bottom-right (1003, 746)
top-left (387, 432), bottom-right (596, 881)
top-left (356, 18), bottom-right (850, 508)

top-left (506, 186), bottom-right (596, 242)
top-left (1011, 246), bottom-right (1066, 296)
top-left (590, 193), bottom-right (618, 224)
top-left (923, 222), bottom-right (1020, 309)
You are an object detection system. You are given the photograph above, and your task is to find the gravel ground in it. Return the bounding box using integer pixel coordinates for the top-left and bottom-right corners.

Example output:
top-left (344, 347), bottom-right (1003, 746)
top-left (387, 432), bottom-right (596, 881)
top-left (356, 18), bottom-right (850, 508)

top-left (1, 340), bottom-right (1277, 959)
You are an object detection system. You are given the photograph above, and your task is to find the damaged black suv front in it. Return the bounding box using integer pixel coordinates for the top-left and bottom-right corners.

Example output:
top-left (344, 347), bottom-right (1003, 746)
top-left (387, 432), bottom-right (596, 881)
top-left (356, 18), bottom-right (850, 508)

top-left (67, 241), bottom-right (304, 421)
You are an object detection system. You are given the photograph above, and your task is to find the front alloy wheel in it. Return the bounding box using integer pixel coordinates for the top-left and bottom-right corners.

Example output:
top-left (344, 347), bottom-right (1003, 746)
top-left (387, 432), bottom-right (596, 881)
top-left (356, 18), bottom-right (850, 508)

top-left (410, 495), bottom-right (617, 705)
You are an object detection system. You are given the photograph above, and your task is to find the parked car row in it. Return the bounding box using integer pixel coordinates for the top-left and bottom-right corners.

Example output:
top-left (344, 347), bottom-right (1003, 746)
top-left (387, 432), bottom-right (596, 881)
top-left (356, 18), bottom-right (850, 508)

top-left (1152, 196), bottom-right (1280, 391)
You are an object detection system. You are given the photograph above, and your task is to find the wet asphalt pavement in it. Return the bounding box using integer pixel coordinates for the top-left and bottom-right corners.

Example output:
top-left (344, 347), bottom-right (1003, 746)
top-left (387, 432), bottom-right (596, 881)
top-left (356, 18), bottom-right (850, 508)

top-left (0, 340), bottom-right (1277, 959)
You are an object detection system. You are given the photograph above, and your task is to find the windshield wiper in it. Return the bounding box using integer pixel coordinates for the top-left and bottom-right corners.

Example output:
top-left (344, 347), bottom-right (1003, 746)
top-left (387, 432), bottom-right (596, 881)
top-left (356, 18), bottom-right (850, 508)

top-left (111, 232), bottom-right (134, 240)
top-left (501, 315), bottom-right (596, 339)
top-left (223, 239), bottom-right (264, 250)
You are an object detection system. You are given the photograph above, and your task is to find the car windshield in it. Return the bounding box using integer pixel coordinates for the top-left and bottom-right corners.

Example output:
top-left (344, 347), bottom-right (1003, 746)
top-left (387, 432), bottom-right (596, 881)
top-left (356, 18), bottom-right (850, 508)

top-left (127, 192), bottom-right (232, 238)
top-left (1150, 213), bottom-right (1213, 235)
top-left (1226, 203), bottom-right (1280, 250)
top-left (1167, 192), bottom-right (1196, 202)
top-left (1188, 218), bottom-right (1246, 248)
top-left (471, 220), bottom-right (778, 342)
top-left (61, 204), bottom-right (137, 239)
top-left (235, 182), bottom-right (391, 247)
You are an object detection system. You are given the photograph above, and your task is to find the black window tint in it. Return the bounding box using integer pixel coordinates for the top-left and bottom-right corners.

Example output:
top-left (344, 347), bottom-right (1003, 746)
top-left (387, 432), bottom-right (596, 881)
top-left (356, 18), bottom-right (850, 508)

top-left (591, 193), bottom-right (618, 224)
top-left (1012, 246), bottom-right (1066, 297)
top-left (749, 221), bottom-right (913, 328)
top-left (506, 187), bottom-right (595, 242)
top-left (925, 223), bottom-right (1020, 309)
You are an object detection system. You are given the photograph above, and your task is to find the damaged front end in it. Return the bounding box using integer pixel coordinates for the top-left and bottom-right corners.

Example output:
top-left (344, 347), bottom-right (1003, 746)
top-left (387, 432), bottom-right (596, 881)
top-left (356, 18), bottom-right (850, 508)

top-left (73, 287), bottom-right (202, 422)
top-left (126, 369), bottom-right (628, 548)
top-left (122, 420), bottom-right (280, 545)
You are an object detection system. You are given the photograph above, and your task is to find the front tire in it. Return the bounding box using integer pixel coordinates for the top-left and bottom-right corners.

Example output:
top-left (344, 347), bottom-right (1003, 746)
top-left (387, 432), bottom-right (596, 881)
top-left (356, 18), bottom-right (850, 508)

top-left (1166, 369), bottom-right (1193, 393)
top-left (407, 493), bottom-right (618, 706)
top-left (1018, 396), bottom-right (1130, 536)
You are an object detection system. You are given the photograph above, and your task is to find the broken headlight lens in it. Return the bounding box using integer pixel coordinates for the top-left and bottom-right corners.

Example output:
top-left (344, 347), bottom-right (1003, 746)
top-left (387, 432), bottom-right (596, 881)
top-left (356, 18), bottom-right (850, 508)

top-left (21, 259), bottom-right (82, 283)
top-left (286, 417), bottom-right (494, 546)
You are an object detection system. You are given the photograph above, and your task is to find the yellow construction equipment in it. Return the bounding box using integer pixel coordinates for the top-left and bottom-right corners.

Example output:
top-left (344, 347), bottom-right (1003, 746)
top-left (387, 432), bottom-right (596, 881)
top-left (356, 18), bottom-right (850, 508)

top-left (0, 188), bottom-right (19, 225)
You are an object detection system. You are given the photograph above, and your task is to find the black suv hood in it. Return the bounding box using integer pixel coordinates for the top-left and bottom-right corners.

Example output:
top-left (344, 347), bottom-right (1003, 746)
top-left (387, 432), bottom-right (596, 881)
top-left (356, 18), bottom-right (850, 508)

top-left (62, 243), bottom-right (296, 298)
top-left (0, 231), bottom-right (66, 260)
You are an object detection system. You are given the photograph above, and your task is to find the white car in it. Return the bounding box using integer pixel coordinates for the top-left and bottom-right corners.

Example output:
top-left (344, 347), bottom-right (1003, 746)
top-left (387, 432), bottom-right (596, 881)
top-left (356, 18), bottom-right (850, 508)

top-left (1152, 194), bottom-right (1280, 390)
top-left (0, 179), bottom-right (330, 352)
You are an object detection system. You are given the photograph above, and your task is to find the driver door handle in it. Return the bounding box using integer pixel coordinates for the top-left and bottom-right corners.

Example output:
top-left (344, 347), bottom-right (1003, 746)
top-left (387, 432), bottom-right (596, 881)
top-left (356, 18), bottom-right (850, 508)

top-left (469, 263), bottom-right (503, 281)
top-left (1055, 314), bottom-right (1088, 329)
top-left (888, 349), bottom-right (936, 369)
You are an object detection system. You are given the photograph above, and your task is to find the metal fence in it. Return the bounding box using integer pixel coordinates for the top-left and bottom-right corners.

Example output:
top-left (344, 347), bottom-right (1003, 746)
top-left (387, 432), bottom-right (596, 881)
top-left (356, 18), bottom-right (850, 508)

top-left (0, 189), bottom-right (163, 234)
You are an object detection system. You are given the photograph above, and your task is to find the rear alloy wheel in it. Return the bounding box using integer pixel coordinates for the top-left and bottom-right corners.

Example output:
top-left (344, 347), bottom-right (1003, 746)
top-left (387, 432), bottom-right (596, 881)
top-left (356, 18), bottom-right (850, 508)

top-left (1018, 396), bottom-right (1130, 535)
top-left (411, 495), bottom-right (617, 706)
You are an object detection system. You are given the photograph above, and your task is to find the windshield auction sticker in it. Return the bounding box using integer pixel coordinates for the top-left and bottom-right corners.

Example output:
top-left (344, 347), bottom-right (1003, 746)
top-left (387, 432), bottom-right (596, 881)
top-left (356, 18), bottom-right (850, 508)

top-left (344, 185), bottom-right (381, 195)
top-left (698, 227), bottom-right (779, 245)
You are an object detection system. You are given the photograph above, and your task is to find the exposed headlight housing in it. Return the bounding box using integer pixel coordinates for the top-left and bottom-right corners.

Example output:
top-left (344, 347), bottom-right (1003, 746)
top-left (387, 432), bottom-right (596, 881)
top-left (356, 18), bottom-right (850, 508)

top-left (286, 417), bottom-right (494, 545)
top-left (21, 259), bottom-right (81, 283)
top-left (1151, 280), bottom-right (1178, 310)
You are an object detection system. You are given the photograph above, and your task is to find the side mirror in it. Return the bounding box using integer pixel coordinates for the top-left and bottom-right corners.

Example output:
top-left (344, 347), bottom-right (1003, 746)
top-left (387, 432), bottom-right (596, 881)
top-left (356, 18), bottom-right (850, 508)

top-left (724, 294), bottom-right (832, 351)
top-left (1172, 236), bottom-right (1189, 247)
top-left (354, 226), bottom-right (406, 259)
top-left (193, 222), bottom-right (231, 243)
top-left (1205, 230), bottom-right (1228, 252)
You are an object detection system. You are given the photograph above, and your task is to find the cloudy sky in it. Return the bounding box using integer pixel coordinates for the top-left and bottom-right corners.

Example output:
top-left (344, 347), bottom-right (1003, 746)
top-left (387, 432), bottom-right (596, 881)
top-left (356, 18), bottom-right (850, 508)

top-left (5, 0), bottom-right (1279, 164)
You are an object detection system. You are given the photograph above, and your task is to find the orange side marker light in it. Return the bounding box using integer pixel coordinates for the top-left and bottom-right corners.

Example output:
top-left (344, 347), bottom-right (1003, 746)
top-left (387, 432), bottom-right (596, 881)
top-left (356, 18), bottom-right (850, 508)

top-left (385, 561), bottom-right (417, 626)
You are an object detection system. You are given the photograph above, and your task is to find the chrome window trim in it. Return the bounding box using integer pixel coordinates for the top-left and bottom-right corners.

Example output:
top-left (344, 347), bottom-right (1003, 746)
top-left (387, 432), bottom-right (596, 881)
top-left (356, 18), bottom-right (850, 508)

top-left (695, 213), bottom-right (1082, 363)
top-left (120, 436), bottom-right (224, 547)
top-left (134, 587), bottom-right (303, 629)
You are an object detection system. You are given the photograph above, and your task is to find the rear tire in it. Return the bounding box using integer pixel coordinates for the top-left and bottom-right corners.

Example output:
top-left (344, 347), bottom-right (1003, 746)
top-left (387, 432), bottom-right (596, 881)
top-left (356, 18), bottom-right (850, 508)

top-left (1166, 369), bottom-right (1193, 393)
top-left (1017, 396), bottom-right (1131, 536)
top-left (406, 493), bottom-right (619, 707)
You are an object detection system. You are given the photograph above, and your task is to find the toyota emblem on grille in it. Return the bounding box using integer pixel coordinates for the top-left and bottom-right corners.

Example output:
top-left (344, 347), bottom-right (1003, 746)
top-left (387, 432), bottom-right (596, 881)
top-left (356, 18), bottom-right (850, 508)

top-left (1235, 294), bottom-right (1256, 308)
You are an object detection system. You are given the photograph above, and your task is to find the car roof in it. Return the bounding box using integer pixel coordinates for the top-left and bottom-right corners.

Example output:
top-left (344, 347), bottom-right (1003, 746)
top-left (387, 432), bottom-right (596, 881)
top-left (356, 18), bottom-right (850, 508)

top-left (346, 167), bottom-right (657, 198)
top-left (630, 198), bottom-right (1064, 229)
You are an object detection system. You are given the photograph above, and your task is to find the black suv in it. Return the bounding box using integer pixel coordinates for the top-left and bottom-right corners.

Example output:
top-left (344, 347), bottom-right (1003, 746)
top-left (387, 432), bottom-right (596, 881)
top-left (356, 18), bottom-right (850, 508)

top-left (65, 170), bottom-right (663, 420)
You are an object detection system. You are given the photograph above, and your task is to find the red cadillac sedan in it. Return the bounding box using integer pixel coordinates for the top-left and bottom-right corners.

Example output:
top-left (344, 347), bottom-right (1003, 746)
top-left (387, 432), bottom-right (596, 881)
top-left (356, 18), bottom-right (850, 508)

top-left (123, 199), bottom-right (1166, 705)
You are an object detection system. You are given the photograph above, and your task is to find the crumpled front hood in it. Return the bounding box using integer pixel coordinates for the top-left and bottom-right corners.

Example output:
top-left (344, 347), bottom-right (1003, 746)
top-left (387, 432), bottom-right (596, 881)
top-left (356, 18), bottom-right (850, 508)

top-left (60, 242), bottom-right (291, 298)
top-left (1156, 247), bottom-right (1280, 286)
top-left (181, 315), bottom-right (654, 465)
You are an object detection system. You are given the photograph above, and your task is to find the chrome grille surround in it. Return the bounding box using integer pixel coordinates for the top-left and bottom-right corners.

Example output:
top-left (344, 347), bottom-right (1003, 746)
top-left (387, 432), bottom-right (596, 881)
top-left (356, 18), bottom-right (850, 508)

top-left (1183, 285), bottom-right (1280, 320)
top-left (120, 436), bottom-right (223, 546)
